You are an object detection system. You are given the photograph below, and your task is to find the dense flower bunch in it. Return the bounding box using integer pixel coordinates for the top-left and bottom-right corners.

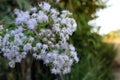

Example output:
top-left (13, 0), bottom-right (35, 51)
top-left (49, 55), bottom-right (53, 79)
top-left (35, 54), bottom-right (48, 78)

top-left (0, 2), bottom-right (78, 74)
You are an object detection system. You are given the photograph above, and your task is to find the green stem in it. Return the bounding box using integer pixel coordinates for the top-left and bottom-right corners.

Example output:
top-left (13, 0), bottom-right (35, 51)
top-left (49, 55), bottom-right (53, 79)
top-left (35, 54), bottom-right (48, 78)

top-left (60, 73), bottom-right (64, 80)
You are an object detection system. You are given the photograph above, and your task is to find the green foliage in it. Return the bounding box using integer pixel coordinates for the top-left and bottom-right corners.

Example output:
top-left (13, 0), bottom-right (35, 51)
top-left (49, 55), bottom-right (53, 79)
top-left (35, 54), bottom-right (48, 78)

top-left (68, 32), bottom-right (115, 80)
top-left (0, 0), bottom-right (31, 22)
top-left (50, 0), bottom-right (115, 80)
top-left (61, 0), bottom-right (116, 80)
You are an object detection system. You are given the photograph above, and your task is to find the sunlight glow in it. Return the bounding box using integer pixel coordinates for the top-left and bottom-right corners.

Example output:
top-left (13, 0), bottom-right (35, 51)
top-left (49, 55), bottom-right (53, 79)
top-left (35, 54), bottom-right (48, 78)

top-left (93, 0), bottom-right (120, 34)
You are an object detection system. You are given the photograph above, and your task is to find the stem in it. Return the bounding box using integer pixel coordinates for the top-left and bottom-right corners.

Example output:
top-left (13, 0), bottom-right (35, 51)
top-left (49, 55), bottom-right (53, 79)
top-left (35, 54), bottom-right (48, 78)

top-left (60, 73), bottom-right (64, 80)
top-left (26, 56), bottom-right (32, 80)
top-left (21, 60), bottom-right (26, 80)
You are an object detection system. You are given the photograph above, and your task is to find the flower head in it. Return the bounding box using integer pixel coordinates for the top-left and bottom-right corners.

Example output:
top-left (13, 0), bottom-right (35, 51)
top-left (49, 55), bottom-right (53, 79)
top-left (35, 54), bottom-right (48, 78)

top-left (1, 1), bottom-right (78, 75)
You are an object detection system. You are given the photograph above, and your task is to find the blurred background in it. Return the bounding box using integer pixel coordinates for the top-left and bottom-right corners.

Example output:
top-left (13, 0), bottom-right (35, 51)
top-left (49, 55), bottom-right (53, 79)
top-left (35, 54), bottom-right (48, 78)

top-left (0, 0), bottom-right (120, 80)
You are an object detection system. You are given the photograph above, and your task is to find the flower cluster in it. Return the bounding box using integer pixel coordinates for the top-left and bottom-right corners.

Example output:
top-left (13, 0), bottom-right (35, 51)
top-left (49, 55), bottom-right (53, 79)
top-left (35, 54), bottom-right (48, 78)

top-left (0, 1), bottom-right (78, 74)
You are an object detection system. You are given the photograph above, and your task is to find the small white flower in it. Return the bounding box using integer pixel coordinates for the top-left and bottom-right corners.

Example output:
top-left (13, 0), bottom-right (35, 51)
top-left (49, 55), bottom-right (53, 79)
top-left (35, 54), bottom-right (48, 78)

top-left (56, 0), bottom-right (60, 3)
top-left (21, 52), bottom-right (27, 58)
top-left (42, 44), bottom-right (48, 49)
top-left (50, 8), bottom-right (59, 15)
top-left (9, 60), bottom-right (15, 68)
top-left (37, 11), bottom-right (48, 22)
top-left (23, 43), bottom-right (32, 51)
top-left (15, 55), bottom-right (22, 62)
top-left (39, 2), bottom-right (51, 11)
top-left (43, 38), bottom-right (48, 42)
top-left (68, 59), bottom-right (73, 66)
top-left (41, 49), bottom-right (46, 54)
top-left (63, 67), bottom-right (71, 74)
top-left (15, 11), bottom-right (30, 25)
top-left (48, 41), bottom-right (52, 45)
top-left (36, 43), bottom-right (42, 48)
top-left (29, 37), bottom-right (34, 42)
top-left (33, 47), bottom-right (38, 51)
top-left (52, 23), bottom-right (60, 32)
top-left (26, 18), bottom-right (37, 30)
top-left (51, 68), bottom-right (61, 74)
top-left (30, 7), bottom-right (37, 12)
top-left (69, 44), bottom-right (75, 51)
top-left (36, 55), bottom-right (42, 59)
top-left (14, 8), bottom-right (20, 15)
top-left (74, 56), bottom-right (79, 63)
top-left (33, 53), bottom-right (37, 58)
top-left (0, 25), bottom-right (3, 30)
top-left (61, 10), bottom-right (72, 17)
top-left (31, 13), bottom-right (37, 18)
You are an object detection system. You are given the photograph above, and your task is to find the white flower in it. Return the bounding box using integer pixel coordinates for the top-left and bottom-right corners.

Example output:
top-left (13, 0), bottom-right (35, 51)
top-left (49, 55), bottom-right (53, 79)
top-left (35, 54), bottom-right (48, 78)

top-left (52, 53), bottom-right (58, 59)
top-left (33, 53), bottom-right (37, 58)
top-left (52, 23), bottom-right (60, 32)
top-left (68, 59), bottom-right (73, 66)
top-left (26, 18), bottom-right (37, 30)
top-left (63, 67), bottom-right (71, 74)
top-left (37, 11), bottom-right (48, 22)
top-left (36, 55), bottom-right (42, 59)
top-left (29, 37), bottom-right (34, 42)
top-left (53, 50), bottom-right (58, 54)
top-left (41, 49), bottom-right (46, 54)
top-left (50, 8), bottom-right (59, 14)
top-left (70, 18), bottom-right (77, 29)
top-left (71, 51), bottom-right (77, 57)
top-left (42, 44), bottom-right (48, 49)
top-left (74, 56), bottom-right (79, 63)
top-left (14, 8), bottom-right (20, 15)
top-left (21, 52), bottom-right (27, 58)
top-left (0, 25), bottom-right (3, 30)
top-left (33, 47), bottom-right (38, 52)
top-left (69, 44), bottom-right (75, 51)
top-left (23, 43), bottom-right (32, 51)
top-left (36, 43), bottom-right (42, 48)
top-left (39, 2), bottom-right (51, 11)
top-left (31, 13), bottom-right (37, 18)
top-left (15, 55), bottom-right (22, 62)
top-left (44, 58), bottom-right (50, 64)
top-left (30, 7), bottom-right (37, 12)
top-left (51, 68), bottom-right (61, 74)
top-left (61, 10), bottom-right (72, 18)
top-left (56, 0), bottom-right (60, 3)
top-left (8, 60), bottom-right (15, 68)
top-left (43, 38), bottom-right (48, 42)
top-left (1, 1), bottom-right (78, 75)
top-left (15, 11), bottom-right (30, 25)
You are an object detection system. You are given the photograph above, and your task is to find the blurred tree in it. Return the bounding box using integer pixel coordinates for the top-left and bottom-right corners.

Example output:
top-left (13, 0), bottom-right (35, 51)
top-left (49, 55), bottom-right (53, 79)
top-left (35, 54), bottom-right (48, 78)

top-left (61, 0), bottom-right (116, 80)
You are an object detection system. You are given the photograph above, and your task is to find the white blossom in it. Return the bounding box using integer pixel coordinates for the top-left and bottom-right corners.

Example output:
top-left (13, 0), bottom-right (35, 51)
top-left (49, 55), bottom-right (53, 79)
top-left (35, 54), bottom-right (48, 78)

top-left (36, 43), bottom-right (42, 48)
top-left (39, 2), bottom-right (51, 11)
top-left (42, 44), bottom-right (48, 49)
top-left (26, 18), bottom-right (37, 30)
top-left (8, 60), bottom-right (15, 68)
top-left (30, 7), bottom-right (37, 12)
top-left (0, 1), bottom-right (78, 75)
top-left (29, 37), bottom-right (34, 42)
top-left (37, 11), bottom-right (48, 22)
top-left (56, 0), bottom-right (60, 3)
top-left (0, 25), bottom-right (3, 30)
top-left (23, 43), bottom-right (32, 51)
top-left (69, 44), bottom-right (75, 51)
